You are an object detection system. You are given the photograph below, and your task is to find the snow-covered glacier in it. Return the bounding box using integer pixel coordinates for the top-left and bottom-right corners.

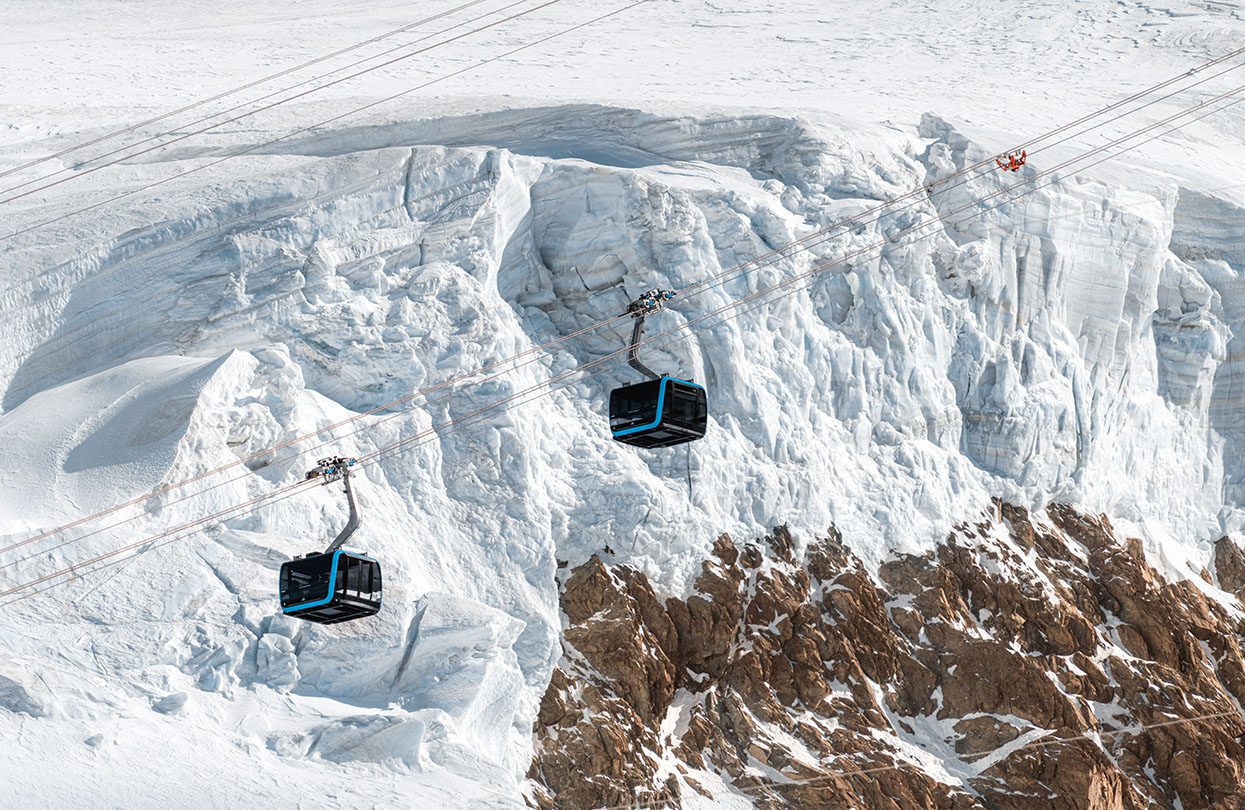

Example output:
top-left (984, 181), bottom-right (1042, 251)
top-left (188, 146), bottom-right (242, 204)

top-left (2, 101), bottom-right (1244, 804)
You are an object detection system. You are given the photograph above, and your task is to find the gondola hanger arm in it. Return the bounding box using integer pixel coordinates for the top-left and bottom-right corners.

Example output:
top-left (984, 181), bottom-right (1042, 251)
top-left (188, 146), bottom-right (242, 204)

top-left (305, 457), bottom-right (360, 553)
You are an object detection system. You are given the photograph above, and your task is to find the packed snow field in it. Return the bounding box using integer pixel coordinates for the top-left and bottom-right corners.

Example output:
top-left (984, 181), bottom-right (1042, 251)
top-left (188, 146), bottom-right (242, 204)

top-left (1, 0), bottom-right (1244, 806)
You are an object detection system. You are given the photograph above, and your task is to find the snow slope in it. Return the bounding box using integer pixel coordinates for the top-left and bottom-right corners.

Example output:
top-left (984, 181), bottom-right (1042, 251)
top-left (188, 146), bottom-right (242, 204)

top-left (1, 0), bottom-right (1244, 806)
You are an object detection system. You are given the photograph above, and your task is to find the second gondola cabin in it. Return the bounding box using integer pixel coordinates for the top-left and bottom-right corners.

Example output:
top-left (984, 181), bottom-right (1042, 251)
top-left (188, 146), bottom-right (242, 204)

top-left (610, 374), bottom-right (707, 448)
top-left (279, 549), bottom-right (382, 625)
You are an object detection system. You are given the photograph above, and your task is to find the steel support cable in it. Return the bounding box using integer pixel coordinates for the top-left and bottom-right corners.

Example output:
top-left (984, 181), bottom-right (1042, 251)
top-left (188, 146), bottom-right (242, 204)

top-left (3, 85), bottom-right (1241, 606)
top-left (0, 0), bottom-right (544, 206)
top-left (385, 80), bottom-right (1245, 466)
top-left (0, 328), bottom-right (664, 601)
top-left (0, 0), bottom-right (502, 183)
top-left (987, 46), bottom-right (1245, 162)
top-left (0, 300), bottom-right (633, 561)
top-left (794, 88), bottom-right (1245, 299)
top-left (0, 466), bottom-right (271, 571)
top-left (617, 85), bottom-right (1245, 384)
top-left (9, 42), bottom-right (1235, 448)
top-left (0, 483), bottom-right (317, 610)
top-left (5, 116), bottom-right (1127, 573)
top-left (0, 8), bottom-right (1229, 251)
top-left (0, 357), bottom-right (621, 606)
top-left (2, 296), bottom-right (700, 585)
top-left (1, 41), bottom-right (1237, 328)
top-left (12, 40), bottom-right (1239, 395)
top-left (0, 18), bottom-right (1235, 334)
top-left (0, 478), bottom-right (319, 600)
top-left (2, 37), bottom-right (1237, 258)
top-left (25, 39), bottom-right (1227, 384)
top-left (3, 43), bottom-right (1238, 391)
top-left (0, 294), bottom-right (635, 570)
top-left (2, 55), bottom-right (1238, 561)
top-left (0, 0), bottom-right (571, 210)
top-left (0, 0), bottom-right (652, 245)
top-left (0, 1), bottom-right (654, 557)
top-left (675, 54), bottom-right (1245, 302)
top-left (7, 40), bottom-right (1216, 394)
top-left (328, 82), bottom-right (1245, 469)
top-left (0, 345), bottom-right (641, 604)
top-left (3, 68), bottom-right (1238, 565)
top-left (32, 0), bottom-right (1222, 209)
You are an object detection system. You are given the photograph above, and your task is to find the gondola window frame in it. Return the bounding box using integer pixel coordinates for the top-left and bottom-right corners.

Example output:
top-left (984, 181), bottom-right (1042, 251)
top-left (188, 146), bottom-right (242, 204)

top-left (281, 550), bottom-right (381, 615)
top-left (612, 376), bottom-right (705, 439)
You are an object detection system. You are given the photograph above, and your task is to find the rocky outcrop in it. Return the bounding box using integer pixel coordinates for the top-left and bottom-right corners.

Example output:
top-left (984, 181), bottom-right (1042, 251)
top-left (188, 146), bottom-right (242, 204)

top-left (527, 503), bottom-right (1245, 809)
top-left (1215, 536), bottom-right (1245, 602)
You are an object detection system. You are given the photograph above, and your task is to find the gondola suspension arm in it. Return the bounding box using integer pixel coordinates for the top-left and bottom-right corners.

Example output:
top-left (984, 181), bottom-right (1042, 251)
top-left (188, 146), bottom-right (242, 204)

top-left (305, 456), bottom-right (360, 553)
top-left (625, 289), bottom-right (676, 381)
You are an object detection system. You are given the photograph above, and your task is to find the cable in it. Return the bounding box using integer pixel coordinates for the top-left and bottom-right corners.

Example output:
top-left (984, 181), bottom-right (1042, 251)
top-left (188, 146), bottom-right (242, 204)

top-left (0, 483), bottom-right (317, 610)
top-left (0, 0), bottom-right (652, 244)
top-left (0, 286), bottom-right (633, 571)
top-left (4, 53), bottom-right (1239, 571)
top-left (0, 478), bottom-right (318, 600)
top-left (0, 342), bottom-right (632, 603)
top-left (5, 69), bottom-right (1241, 580)
top-left (0, 0), bottom-right (563, 208)
top-left (9, 42), bottom-right (1233, 451)
top-left (625, 87), bottom-right (1245, 388)
top-left (7, 38), bottom-right (1233, 397)
top-left (0, 1), bottom-right (658, 557)
top-left (6, 1), bottom-right (1234, 249)
top-left (674, 54), bottom-right (1245, 305)
top-left (511, 80), bottom-right (1245, 445)
top-left (0, 300), bottom-right (691, 600)
top-left (0, 276), bottom-right (636, 561)
top-left (5, 36), bottom-right (1237, 268)
top-left (9, 81), bottom-right (1240, 604)
top-left (4, 44), bottom-right (1235, 552)
top-left (990, 47), bottom-right (1245, 161)
top-left (0, 0), bottom-right (534, 203)
top-left (4, 44), bottom-right (1237, 392)
top-left (0, 0), bottom-right (501, 183)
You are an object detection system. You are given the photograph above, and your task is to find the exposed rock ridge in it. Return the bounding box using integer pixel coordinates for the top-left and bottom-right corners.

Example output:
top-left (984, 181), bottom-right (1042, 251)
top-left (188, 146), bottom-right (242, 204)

top-left (527, 503), bottom-right (1245, 809)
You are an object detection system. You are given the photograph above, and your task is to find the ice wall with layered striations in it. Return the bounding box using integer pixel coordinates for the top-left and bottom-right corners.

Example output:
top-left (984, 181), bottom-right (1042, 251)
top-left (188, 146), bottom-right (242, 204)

top-left (1, 104), bottom-right (1242, 804)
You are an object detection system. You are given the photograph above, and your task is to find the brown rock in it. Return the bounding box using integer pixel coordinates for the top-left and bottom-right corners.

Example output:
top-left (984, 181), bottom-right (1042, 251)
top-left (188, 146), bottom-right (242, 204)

top-left (530, 506), bottom-right (1245, 809)
top-left (1214, 536), bottom-right (1245, 601)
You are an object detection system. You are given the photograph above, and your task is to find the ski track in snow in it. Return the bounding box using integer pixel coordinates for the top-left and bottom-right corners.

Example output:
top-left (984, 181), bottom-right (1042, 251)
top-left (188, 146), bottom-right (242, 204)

top-left (1, 0), bottom-right (1244, 805)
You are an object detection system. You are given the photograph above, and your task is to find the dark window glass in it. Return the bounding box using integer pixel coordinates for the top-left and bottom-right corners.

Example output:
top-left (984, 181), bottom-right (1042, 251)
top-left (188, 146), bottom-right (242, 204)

top-left (609, 380), bottom-right (662, 431)
top-left (345, 557), bottom-right (373, 595)
top-left (280, 556), bottom-right (335, 606)
top-left (664, 383), bottom-right (706, 430)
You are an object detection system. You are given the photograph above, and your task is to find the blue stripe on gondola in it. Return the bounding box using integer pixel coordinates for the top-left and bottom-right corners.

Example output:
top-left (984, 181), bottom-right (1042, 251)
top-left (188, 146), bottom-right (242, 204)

top-left (282, 550), bottom-right (378, 614)
top-left (612, 376), bottom-right (704, 438)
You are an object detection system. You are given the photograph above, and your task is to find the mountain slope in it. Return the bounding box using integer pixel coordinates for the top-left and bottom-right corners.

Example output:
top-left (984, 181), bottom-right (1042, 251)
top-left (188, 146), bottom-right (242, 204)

top-left (531, 505), bottom-right (1245, 808)
top-left (1, 1), bottom-right (1245, 804)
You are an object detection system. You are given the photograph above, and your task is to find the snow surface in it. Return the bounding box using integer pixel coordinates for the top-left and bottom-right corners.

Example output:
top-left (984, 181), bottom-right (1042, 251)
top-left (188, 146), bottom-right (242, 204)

top-left (1, 0), bottom-right (1244, 805)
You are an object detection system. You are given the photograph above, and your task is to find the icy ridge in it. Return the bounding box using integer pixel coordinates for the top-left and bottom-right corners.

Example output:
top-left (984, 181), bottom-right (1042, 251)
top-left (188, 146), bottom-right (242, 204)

top-left (0, 105), bottom-right (1241, 801)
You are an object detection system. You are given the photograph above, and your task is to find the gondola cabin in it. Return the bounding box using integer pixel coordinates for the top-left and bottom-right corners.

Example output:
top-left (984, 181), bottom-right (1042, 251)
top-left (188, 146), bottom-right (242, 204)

top-left (279, 550), bottom-right (382, 625)
top-left (609, 375), bottom-right (707, 449)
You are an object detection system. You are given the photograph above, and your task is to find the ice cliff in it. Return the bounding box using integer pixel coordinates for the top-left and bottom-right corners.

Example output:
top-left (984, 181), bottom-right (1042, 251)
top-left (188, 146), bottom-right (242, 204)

top-left (1, 104), bottom-right (1243, 804)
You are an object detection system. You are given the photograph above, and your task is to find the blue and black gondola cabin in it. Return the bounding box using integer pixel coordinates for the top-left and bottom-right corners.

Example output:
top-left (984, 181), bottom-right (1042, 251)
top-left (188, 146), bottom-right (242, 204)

top-left (609, 375), bottom-right (707, 449)
top-left (279, 550), bottom-right (382, 624)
